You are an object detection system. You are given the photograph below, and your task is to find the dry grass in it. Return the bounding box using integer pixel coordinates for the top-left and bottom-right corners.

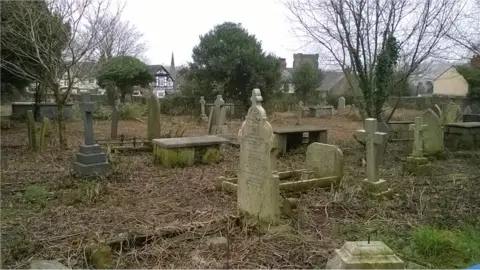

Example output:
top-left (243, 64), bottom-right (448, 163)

top-left (1, 111), bottom-right (479, 269)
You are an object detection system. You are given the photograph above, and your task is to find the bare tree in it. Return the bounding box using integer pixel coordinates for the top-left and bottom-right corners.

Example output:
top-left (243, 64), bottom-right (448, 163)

top-left (96, 15), bottom-right (148, 61)
top-left (1, 0), bottom-right (122, 148)
top-left (285, 0), bottom-right (466, 120)
top-left (447, 0), bottom-right (480, 57)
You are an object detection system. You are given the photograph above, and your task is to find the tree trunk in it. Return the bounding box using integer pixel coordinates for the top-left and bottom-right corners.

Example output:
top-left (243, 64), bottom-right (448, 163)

top-left (57, 103), bottom-right (68, 149)
top-left (33, 86), bottom-right (43, 121)
top-left (120, 92), bottom-right (126, 103)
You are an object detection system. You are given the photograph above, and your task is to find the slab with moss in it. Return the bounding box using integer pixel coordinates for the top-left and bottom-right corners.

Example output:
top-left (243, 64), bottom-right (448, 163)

top-left (152, 135), bottom-right (229, 168)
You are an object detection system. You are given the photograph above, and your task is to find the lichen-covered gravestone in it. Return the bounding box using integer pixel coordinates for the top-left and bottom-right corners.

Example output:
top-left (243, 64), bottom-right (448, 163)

top-left (237, 89), bottom-right (280, 224)
top-left (199, 96), bottom-right (208, 122)
top-left (72, 93), bottom-right (110, 176)
top-left (443, 102), bottom-right (462, 124)
top-left (355, 118), bottom-right (392, 198)
top-left (405, 117), bottom-right (432, 175)
top-left (326, 241), bottom-right (404, 269)
top-left (147, 94), bottom-right (162, 141)
top-left (306, 143), bottom-right (344, 181)
top-left (208, 95), bottom-right (228, 135)
top-left (422, 109), bottom-right (444, 156)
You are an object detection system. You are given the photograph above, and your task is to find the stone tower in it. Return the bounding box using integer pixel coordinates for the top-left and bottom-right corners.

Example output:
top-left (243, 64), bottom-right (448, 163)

top-left (293, 53), bottom-right (319, 69)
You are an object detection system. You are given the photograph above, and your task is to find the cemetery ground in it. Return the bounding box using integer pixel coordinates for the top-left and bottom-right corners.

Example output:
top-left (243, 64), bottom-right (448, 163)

top-left (1, 106), bottom-right (479, 269)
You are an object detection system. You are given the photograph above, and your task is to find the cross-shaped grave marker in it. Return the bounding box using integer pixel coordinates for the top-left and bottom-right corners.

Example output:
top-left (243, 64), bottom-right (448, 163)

top-left (355, 118), bottom-right (388, 183)
top-left (80, 93), bottom-right (95, 145)
top-left (409, 117), bottom-right (427, 157)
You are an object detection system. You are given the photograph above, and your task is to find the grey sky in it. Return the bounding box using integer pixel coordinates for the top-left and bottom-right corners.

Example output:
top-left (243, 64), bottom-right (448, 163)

top-left (116, 0), bottom-right (304, 67)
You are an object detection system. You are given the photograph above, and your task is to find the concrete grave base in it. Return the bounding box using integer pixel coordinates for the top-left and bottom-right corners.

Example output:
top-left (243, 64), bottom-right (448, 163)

top-left (404, 156), bottom-right (432, 176)
top-left (326, 241), bottom-right (404, 269)
top-left (72, 144), bottom-right (110, 176)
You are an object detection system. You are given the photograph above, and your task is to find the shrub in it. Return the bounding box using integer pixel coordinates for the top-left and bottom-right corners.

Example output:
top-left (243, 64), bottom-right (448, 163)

top-left (121, 102), bottom-right (146, 120)
top-left (93, 104), bottom-right (112, 120)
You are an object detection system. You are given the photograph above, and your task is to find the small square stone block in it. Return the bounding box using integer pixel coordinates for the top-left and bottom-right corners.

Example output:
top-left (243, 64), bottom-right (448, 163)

top-left (326, 241), bottom-right (404, 269)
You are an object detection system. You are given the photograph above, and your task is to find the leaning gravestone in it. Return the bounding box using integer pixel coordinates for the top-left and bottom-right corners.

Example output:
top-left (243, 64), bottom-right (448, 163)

top-left (237, 89), bottom-right (280, 224)
top-left (208, 95), bottom-right (228, 135)
top-left (72, 93), bottom-right (110, 176)
top-left (422, 109), bottom-right (444, 155)
top-left (306, 143), bottom-right (344, 180)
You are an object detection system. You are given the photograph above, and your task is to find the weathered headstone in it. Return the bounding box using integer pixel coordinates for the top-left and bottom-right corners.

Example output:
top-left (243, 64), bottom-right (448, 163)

top-left (405, 117), bottom-right (431, 175)
top-left (422, 109), bottom-right (444, 155)
top-left (326, 241), bottom-right (404, 269)
top-left (72, 93), bottom-right (110, 176)
top-left (237, 89), bottom-right (280, 224)
top-left (355, 118), bottom-right (391, 197)
top-left (463, 105), bottom-right (472, 115)
top-left (471, 104), bottom-right (480, 114)
top-left (443, 102), bottom-right (462, 124)
top-left (297, 101), bottom-right (304, 124)
top-left (306, 143), bottom-right (344, 180)
top-left (199, 96), bottom-right (208, 122)
top-left (110, 98), bottom-right (120, 140)
top-left (208, 95), bottom-right (228, 135)
top-left (147, 94), bottom-right (162, 141)
top-left (338, 97), bottom-right (346, 111)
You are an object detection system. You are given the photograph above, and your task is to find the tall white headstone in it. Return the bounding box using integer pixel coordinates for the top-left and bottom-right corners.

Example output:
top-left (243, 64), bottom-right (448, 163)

top-left (422, 109), bottom-right (444, 155)
top-left (338, 97), bottom-right (346, 111)
top-left (237, 89), bottom-right (280, 223)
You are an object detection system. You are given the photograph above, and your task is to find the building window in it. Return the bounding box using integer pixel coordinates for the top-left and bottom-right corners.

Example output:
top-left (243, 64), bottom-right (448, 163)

top-left (88, 78), bottom-right (94, 83)
top-left (63, 80), bottom-right (68, 86)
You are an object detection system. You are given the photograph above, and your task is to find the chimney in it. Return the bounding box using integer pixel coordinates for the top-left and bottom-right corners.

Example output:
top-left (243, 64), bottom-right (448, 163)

top-left (279, 58), bottom-right (287, 69)
top-left (471, 55), bottom-right (480, 68)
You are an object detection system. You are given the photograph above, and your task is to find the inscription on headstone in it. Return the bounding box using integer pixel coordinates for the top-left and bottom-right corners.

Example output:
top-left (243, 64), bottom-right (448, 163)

top-left (237, 89), bottom-right (280, 223)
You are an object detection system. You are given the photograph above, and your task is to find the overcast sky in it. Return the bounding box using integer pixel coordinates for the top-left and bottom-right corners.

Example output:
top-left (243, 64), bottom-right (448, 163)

top-left (116, 0), bottom-right (305, 67)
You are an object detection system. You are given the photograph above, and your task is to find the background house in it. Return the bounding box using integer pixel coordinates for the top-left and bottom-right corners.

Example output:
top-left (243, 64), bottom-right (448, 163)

top-left (147, 53), bottom-right (177, 98)
top-left (409, 60), bottom-right (470, 97)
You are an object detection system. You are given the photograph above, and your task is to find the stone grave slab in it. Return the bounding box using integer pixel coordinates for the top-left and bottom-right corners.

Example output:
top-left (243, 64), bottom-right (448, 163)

top-left (463, 114), bottom-right (480, 122)
top-left (30, 260), bottom-right (70, 269)
top-left (208, 95), bottom-right (228, 135)
top-left (444, 122), bottom-right (480, 150)
top-left (152, 135), bottom-right (229, 167)
top-left (326, 241), bottom-right (404, 269)
top-left (273, 125), bottom-right (328, 154)
top-left (309, 106), bottom-right (334, 117)
top-left (338, 96), bottom-right (346, 111)
top-left (443, 102), bottom-right (462, 124)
